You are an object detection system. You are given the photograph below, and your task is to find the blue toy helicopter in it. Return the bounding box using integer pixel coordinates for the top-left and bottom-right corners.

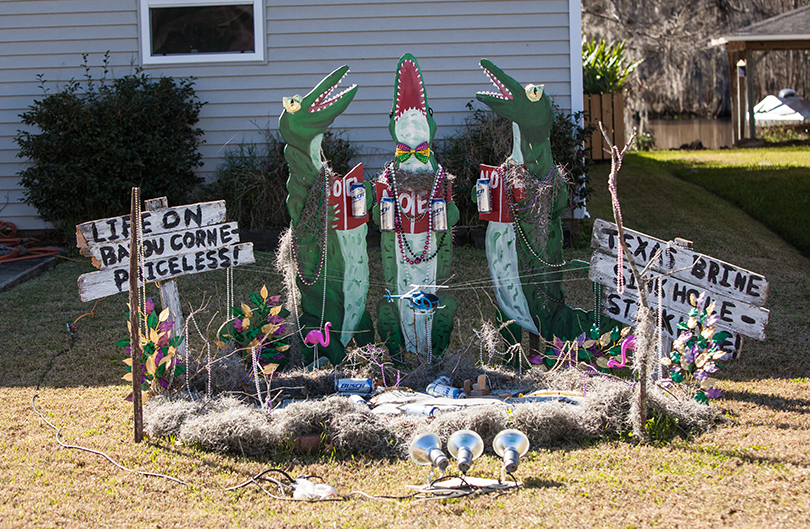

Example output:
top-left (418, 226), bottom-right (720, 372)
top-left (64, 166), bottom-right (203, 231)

top-left (384, 285), bottom-right (442, 311)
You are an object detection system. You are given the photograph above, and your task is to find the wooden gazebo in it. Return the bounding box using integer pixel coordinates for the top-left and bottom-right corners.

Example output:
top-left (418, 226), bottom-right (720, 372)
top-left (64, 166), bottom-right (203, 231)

top-left (711, 5), bottom-right (810, 144)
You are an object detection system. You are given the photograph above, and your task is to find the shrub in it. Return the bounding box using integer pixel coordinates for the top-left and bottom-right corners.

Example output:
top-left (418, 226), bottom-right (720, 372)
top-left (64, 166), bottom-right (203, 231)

top-left (582, 38), bottom-right (642, 94)
top-left (631, 127), bottom-right (656, 151)
top-left (15, 53), bottom-right (205, 242)
top-left (437, 101), bottom-right (595, 225)
top-left (210, 127), bottom-right (359, 230)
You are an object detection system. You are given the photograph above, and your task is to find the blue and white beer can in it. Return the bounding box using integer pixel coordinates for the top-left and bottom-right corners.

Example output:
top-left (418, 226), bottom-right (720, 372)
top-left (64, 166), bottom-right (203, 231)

top-left (432, 199), bottom-right (447, 232)
top-left (404, 403), bottom-right (438, 417)
top-left (351, 183), bottom-right (367, 218)
top-left (380, 197), bottom-right (395, 231)
top-left (336, 378), bottom-right (374, 394)
top-left (347, 394), bottom-right (370, 407)
top-left (427, 383), bottom-right (467, 399)
top-left (476, 178), bottom-right (492, 214)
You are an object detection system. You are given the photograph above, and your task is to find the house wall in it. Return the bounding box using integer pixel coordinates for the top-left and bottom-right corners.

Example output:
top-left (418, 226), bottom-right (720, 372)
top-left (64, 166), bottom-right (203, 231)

top-left (1, 0), bottom-right (582, 230)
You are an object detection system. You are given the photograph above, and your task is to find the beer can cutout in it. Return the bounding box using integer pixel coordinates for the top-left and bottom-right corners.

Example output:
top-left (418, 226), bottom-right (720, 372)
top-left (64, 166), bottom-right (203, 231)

top-left (476, 178), bottom-right (492, 214)
top-left (350, 183), bottom-right (367, 218)
top-left (336, 378), bottom-right (374, 394)
top-left (432, 198), bottom-right (447, 232)
top-left (380, 197), bottom-right (395, 231)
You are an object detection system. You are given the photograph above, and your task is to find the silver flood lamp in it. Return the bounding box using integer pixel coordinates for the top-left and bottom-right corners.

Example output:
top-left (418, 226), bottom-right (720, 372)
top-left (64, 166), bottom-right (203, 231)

top-left (409, 433), bottom-right (449, 474)
top-left (492, 429), bottom-right (530, 474)
top-left (447, 430), bottom-right (484, 475)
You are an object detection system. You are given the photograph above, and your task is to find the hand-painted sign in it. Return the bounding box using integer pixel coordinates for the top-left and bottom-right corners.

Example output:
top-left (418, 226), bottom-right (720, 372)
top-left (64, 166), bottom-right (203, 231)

top-left (328, 163), bottom-right (368, 231)
top-left (76, 200), bottom-right (254, 302)
top-left (589, 219), bottom-right (769, 354)
top-left (590, 219), bottom-right (768, 307)
top-left (76, 200), bottom-right (227, 247)
top-left (477, 164), bottom-right (526, 223)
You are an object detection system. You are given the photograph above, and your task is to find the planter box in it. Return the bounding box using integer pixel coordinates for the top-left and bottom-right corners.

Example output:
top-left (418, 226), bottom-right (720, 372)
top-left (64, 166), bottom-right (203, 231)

top-left (584, 93), bottom-right (625, 161)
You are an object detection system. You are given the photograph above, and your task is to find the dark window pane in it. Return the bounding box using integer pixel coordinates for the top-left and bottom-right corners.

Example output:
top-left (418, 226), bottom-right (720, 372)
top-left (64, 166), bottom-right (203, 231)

top-left (150, 5), bottom-right (255, 56)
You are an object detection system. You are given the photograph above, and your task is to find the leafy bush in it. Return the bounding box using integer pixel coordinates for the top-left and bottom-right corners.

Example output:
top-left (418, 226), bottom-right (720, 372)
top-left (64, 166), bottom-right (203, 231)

top-left (550, 103), bottom-right (596, 210)
top-left (210, 127), bottom-right (359, 230)
top-left (630, 127), bottom-right (656, 151)
top-left (437, 101), bottom-right (595, 225)
top-left (582, 38), bottom-right (642, 94)
top-left (15, 53), bottom-right (205, 241)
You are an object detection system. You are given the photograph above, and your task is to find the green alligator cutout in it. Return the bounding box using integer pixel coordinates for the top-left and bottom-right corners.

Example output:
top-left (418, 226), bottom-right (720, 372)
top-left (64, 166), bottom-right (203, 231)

top-left (371, 54), bottom-right (459, 360)
top-left (475, 59), bottom-right (601, 354)
top-left (279, 65), bottom-right (374, 365)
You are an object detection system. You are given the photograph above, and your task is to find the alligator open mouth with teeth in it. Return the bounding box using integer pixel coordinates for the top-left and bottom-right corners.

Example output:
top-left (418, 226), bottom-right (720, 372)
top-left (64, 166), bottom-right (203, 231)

top-left (372, 53), bottom-right (457, 360)
top-left (278, 65), bottom-right (373, 365)
top-left (475, 59), bottom-right (605, 359)
top-left (393, 58), bottom-right (428, 119)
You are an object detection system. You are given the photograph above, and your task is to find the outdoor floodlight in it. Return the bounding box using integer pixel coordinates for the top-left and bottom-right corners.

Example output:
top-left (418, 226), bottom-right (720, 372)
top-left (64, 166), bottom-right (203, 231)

top-left (492, 429), bottom-right (530, 474)
top-left (409, 433), bottom-right (449, 472)
top-left (447, 430), bottom-right (484, 475)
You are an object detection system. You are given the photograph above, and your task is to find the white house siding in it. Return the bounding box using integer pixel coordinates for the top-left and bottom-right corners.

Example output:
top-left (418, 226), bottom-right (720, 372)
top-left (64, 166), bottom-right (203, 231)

top-left (1, 0), bottom-right (581, 230)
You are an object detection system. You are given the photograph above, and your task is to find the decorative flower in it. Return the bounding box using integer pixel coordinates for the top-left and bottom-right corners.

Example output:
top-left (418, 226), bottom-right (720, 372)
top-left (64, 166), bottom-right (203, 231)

top-left (218, 285), bottom-right (291, 373)
top-left (665, 290), bottom-right (727, 404)
top-left (705, 387), bottom-right (723, 400)
top-left (527, 354), bottom-right (544, 365)
top-left (117, 298), bottom-right (185, 402)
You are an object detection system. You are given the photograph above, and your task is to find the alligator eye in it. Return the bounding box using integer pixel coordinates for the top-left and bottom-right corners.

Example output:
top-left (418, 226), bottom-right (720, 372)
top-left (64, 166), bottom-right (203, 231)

top-left (428, 107), bottom-right (433, 116)
top-left (283, 95), bottom-right (302, 113)
top-left (525, 84), bottom-right (544, 102)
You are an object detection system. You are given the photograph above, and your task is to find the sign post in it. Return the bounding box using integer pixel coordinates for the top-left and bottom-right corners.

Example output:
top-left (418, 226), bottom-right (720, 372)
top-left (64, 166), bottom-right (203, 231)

top-left (128, 188), bottom-right (144, 443)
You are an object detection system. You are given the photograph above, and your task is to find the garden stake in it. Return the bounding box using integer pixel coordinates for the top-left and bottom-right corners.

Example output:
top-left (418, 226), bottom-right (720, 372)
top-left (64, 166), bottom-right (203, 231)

top-left (128, 187), bottom-right (144, 443)
top-left (599, 122), bottom-right (655, 442)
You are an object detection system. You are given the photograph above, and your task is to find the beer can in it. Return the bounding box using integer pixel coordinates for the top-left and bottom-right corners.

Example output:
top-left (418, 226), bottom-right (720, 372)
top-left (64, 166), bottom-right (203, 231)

top-left (347, 394), bottom-right (370, 408)
top-left (350, 183), bottom-right (367, 218)
top-left (427, 383), bottom-right (467, 399)
top-left (380, 197), bottom-right (395, 231)
top-left (336, 378), bottom-right (374, 394)
top-left (432, 199), bottom-right (447, 232)
top-left (433, 375), bottom-right (452, 386)
top-left (403, 403), bottom-right (438, 417)
top-left (476, 178), bottom-right (492, 214)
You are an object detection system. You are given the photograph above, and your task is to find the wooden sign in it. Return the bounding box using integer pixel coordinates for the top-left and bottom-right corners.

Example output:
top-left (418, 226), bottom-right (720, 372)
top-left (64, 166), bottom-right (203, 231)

top-left (589, 219), bottom-right (770, 354)
top-left (590, 252), bottom-right (769, 340)
top-left (591, 219), bottom-right (768, 307)
top-left (76, 200), bottom-right (254, 302)
top-left (76, 200), bottom-right (227, 247)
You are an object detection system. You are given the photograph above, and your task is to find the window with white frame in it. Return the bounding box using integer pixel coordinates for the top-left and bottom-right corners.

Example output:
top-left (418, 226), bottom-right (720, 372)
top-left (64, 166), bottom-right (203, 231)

top-left (140, 0), bottom-right (264, 64)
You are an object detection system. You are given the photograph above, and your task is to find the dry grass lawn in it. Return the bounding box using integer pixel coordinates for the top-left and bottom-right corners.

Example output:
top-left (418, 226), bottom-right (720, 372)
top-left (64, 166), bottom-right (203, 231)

top-left (1, 149), bottom-right (809, 527)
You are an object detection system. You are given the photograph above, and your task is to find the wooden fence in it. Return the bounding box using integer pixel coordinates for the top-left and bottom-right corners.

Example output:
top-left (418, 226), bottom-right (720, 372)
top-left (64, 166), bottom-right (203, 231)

top-left (584, 93), bottom-right (625, 161)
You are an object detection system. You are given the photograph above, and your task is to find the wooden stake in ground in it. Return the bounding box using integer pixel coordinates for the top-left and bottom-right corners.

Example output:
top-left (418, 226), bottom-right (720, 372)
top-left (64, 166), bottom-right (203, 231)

top-left (599, 122), bottom-right (654, 442)
top-left (128, 187), bottom-right (144, 443)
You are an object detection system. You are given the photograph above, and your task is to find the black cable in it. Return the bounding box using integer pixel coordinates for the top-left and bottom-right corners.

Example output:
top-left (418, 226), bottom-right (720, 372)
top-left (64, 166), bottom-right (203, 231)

top-left (34, 323), bottom-right (76, 393)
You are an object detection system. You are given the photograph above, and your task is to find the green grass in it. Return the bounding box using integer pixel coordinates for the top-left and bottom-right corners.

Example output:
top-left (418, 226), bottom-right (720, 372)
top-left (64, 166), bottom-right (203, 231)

top-left (637, 148), bottom-right (810, 257)
top-left (1, 147), bottom-right (809, 527)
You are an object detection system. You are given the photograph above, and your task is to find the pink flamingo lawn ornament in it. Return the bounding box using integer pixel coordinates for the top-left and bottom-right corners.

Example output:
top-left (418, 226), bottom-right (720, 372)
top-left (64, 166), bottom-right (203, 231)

top-left (607, 335), bottom-right (635, 369)
top-left (304, 322), bottom-right (331, 347)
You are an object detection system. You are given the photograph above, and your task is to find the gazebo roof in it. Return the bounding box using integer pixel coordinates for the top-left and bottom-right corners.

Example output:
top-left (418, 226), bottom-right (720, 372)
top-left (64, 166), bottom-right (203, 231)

top-left (710, 5), bottom-right (810, 49)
